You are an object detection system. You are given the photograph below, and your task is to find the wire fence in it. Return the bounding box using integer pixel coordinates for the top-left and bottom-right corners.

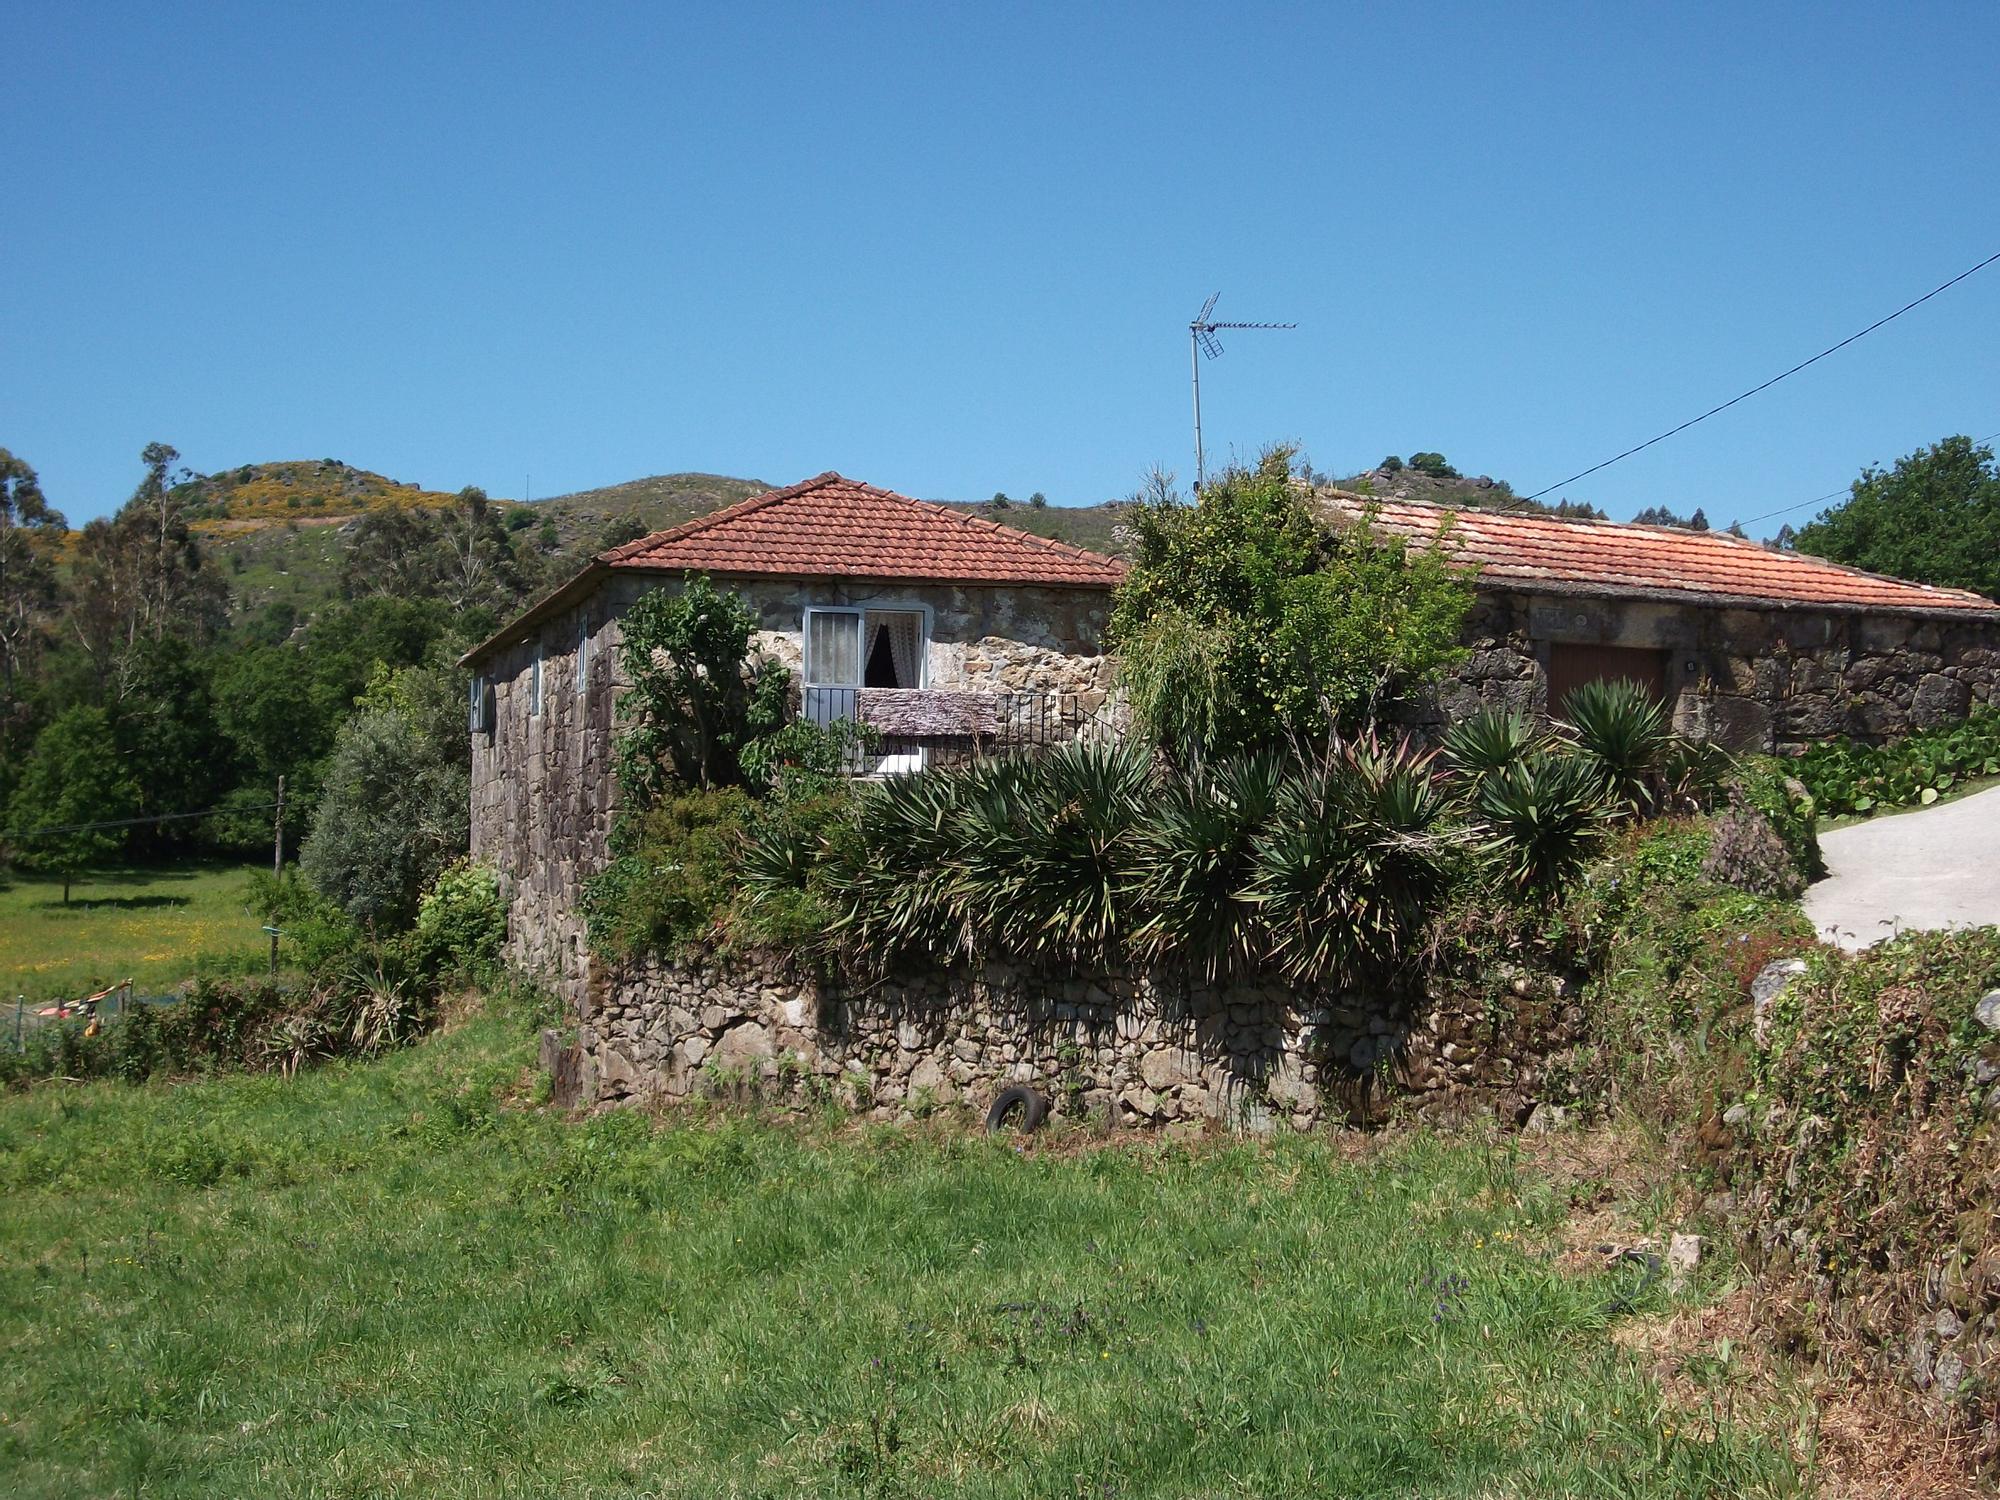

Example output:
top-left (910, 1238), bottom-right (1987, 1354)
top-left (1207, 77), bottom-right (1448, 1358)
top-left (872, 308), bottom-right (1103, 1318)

top-left (8, 981), bottom-right (186, 1050)
top-left (801, 686), bottom-right (1124, 773)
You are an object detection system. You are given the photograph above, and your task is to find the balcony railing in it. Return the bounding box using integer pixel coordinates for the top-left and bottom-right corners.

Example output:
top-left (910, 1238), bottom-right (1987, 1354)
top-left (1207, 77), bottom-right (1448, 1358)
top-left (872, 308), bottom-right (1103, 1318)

top-left (801, 686), bottom-right (1122, 774)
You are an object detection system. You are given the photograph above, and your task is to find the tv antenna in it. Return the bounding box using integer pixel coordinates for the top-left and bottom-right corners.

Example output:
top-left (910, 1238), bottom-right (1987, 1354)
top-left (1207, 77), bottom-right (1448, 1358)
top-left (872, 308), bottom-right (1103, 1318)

top-left (1189, 292), bottom-right (1294, 492)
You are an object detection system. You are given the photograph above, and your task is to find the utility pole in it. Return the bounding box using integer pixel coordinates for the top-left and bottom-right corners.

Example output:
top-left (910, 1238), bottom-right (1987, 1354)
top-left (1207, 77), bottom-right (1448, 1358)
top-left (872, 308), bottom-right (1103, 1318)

top-left (268, 775), bottom-right (285, 976)
top-left (1188, 293), bottom-right (1295, 493)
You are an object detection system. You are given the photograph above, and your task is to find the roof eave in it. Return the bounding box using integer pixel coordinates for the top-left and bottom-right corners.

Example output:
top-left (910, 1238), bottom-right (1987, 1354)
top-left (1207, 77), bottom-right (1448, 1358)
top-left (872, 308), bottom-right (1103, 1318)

top-left (459, 560), bottom-right (612, 667)
top-left (607, 560), bottom-right (1124, 589)
top-left (1477, 574), bottom-right (2000, 622)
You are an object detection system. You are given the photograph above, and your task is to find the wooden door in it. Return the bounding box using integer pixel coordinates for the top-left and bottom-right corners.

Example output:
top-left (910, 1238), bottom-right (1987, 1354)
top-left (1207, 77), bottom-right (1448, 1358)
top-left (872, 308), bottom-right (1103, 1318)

top-left (1545, 643), bottom-right (1668, 715)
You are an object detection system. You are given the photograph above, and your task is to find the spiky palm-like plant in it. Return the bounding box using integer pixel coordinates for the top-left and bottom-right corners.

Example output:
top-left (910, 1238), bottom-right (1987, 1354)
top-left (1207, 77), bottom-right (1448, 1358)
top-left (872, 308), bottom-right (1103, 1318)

top-left (1473, 749), bottom-right (1617, 896)
top-left (1246, 739), bottom-right (1462, 989)
top-left (1441, 709), bottom-right (1543, 790)
top-left (1557, 679), bottom-right (1669, 815)
top-left (994, 742), bottom-right (1153, 966)
top-left (823, 769), bottom-right (975, 968)
top-left (1135, 752), bottom-right (1285, 982)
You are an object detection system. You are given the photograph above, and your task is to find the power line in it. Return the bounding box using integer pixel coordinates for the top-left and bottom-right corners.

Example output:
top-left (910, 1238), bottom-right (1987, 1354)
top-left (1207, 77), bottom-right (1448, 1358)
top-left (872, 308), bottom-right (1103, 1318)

top-left (1519, 248), bottom-right (2000, 505)
top-left (1733, 426), bottom-right (2000, 532)
top-left (19, 801), bottom-right (280, 839)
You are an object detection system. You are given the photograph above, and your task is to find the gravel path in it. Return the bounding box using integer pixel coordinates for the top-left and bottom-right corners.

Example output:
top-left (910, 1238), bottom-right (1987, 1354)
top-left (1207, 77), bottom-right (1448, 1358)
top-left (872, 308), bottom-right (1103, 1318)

top-left (1802, 782), bottom-right (2000, 950)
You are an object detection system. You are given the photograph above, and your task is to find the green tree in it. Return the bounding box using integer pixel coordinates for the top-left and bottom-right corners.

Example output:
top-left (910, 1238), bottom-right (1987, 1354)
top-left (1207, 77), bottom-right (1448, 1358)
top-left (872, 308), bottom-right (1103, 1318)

top-left (0, 448), bottom-right (66, 706)
top-left (613, 575), bottom-right (788, 807)
top-left (6, 706), bottom-right (140, 902)
top-left (1407, 452), bottom-right (1458, 479)
top-left (67, 442), bottom-right (228, 698)
top-left (1110, 450), bottom-right (1475, 760)
top-left (1793, 436), bottom-right (2000, 600)
top-left (299, 660), bottom-right (470, 930)
top-left (111, 636), bottom-right (234, 853)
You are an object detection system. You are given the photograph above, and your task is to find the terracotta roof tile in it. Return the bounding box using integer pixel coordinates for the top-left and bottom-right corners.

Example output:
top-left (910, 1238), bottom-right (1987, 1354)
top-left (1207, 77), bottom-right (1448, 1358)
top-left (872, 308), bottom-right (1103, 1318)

top-left (602, 472), bottom-right (1126, 589)
top-left (1320, 492), bottom-right (2000, 617)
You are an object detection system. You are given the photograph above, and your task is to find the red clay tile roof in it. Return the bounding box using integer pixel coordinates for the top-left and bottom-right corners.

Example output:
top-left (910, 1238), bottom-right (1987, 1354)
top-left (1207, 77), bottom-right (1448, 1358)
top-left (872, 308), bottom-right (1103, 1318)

top-left (600, 472), bottom-right (1126, 589)
top-left (1321, 492), bottom-right (2000, 617)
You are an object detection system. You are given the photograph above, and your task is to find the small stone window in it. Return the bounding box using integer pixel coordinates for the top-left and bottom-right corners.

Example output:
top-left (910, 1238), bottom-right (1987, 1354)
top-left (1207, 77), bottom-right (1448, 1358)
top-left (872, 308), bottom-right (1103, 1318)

top-left (468, 673), bottom-right (491, 733)
top-left (530, 645), bottom-right (545, 718)
top-left (576, 617), bottom-right (590, 698)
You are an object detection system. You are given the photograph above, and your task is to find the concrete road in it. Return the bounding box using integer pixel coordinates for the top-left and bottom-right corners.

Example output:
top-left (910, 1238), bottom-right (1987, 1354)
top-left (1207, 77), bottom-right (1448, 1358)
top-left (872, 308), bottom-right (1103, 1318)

top-left (1802, 782), bottom-right (2000, 950)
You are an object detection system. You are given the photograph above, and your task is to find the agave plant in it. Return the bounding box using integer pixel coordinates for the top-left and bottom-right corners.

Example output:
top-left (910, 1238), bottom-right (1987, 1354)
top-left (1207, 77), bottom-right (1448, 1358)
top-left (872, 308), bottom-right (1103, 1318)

top-left (1557, 679), bottom-right (1670, 815)
top-left (1472, 749), bottom-right (1617, 895)
top-left (1246, 739), bottom-right (1463, 989)
top-left (1134, 752), bottom-right (1285, 982)
top-left (1441, 709), bottom-right (1543, 789)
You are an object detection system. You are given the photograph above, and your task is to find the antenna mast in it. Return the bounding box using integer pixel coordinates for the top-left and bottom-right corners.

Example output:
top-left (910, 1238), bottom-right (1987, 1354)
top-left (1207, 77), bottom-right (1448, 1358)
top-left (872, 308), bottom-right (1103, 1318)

top-left (1189, 292), bottom-right (1295, 492)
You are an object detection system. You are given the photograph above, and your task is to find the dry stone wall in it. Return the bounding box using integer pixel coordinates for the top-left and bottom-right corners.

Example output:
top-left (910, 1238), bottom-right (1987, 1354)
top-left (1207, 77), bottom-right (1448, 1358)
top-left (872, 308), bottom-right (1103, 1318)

top-left (554, 956), bottom-right (1587, 1133)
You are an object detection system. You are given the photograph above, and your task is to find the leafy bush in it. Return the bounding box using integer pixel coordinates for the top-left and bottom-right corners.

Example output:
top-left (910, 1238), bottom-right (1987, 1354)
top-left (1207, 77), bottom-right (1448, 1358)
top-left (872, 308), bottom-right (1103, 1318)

top-left (612, 575), bottom-right (788, 804)
top-left (734, 790), bottom-right (858, 952)
top-left (299, 660), bottom-right (469, 931)
top-left (1407, 452), bottom-right (1459, 479)
top-left (1245, 740), bottom-right (1464, 989)
top-left (1473, 751), bottom-right (1617, 895)
top-left (1745, 931), bottom-right (2000, 1360)
top-left (582, 788), bottom-right (752, 961)
top-left (1135, 753), bottom-right (1285, 982)
top-left (1111, 450), bottom-right (1473, 760)
top-left (738, 717), bottom-right (876, 799)
top-left (250, 867), bottom-right (364, 976)
top-left (1560, 679), bottom-right (1671, 815)
top-left (404, 859), bottom-right (507, 986)
top-left (1794, 705), bottom-right (2000, 818)
top-left (1441, 709), bottom-right (1542, 787)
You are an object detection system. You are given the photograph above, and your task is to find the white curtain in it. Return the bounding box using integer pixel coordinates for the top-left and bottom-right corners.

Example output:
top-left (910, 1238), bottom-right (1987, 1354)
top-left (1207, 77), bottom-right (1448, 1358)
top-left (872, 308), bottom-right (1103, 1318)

top-left (807, 610), bottom-right (860, 686)
top-left (871, 611), bottom-right (922, 688)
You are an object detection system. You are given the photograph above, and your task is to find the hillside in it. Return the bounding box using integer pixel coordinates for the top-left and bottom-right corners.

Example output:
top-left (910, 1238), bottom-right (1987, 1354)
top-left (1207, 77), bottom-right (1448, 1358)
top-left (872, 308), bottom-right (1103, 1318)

top-left (192, 463), bottom-right (1136, 620)
top-left (175, 459), bottom-right (462, 526)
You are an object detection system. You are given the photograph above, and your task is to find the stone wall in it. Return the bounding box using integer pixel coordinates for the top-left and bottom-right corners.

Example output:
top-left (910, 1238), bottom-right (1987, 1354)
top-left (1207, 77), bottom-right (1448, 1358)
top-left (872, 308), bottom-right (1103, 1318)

top-left (1412, 589), bottom-right (2000, 754)
top-left (729, 577), bottom-right (1117, 701)
top-left (555, 956), bottom-right (1587, 1133)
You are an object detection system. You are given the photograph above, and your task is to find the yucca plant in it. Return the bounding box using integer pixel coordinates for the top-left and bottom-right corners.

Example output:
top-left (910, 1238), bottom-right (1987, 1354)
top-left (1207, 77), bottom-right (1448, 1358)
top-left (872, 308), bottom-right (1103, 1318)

top-left (1473, 749), bottom-right (1617, 895)
top-left (823, 769), bottom-right (977, 967)
top-left (1135, 752), bottom-right (1285, 982)
top-left (994, 742), bottom-right (1153, 966)
top-left (1659, 735), bottom-right (1736, 813)
top-left (1441, 709), bottom-right (1543, 790)
top-left (1558, 679), bottom-right (1670, 815)
top-left (1246, 739), bottom-right (1463, 989)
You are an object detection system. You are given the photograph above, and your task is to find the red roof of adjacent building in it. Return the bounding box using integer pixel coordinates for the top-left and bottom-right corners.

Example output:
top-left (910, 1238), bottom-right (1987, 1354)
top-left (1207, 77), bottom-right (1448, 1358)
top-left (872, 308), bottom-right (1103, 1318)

top-left (600, 472), bottom-right (1126, 589)
top-left (1322, 492), bottom-right (2000, 617)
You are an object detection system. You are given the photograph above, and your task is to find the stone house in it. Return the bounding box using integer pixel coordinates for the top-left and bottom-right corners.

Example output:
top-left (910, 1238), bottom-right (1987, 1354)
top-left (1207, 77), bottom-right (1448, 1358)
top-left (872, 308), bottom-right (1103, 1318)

top-left (1321, 492), bottom-right (2000, 754)
top-left (462, 472), bottom-right (1127, 978)
top-left (467, 472), bottom-right (2000, 983)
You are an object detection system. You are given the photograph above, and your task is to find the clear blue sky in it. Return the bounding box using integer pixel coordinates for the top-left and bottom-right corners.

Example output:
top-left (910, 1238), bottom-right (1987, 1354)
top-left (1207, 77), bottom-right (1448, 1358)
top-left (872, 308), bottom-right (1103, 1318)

top-left (4, 2), bottom-right (1996, 531)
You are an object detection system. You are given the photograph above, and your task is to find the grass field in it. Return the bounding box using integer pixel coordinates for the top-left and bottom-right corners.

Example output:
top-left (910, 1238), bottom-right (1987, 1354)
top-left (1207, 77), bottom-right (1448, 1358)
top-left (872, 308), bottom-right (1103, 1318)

top-left (0, 862), bottom-right (268, 1006)
top-left (0, 999), bottom-right (1807, 1498)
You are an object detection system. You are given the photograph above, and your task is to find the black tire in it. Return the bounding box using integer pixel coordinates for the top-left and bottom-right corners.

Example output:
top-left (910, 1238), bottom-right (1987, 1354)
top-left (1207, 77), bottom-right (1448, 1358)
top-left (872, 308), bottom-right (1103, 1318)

top-left (985, 1085), bottom-right (1049, 1135)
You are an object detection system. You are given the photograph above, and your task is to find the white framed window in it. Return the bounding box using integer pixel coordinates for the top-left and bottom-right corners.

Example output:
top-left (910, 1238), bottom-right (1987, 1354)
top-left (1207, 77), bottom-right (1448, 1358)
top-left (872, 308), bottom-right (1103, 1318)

top-left (530, 645), bottom-right (544, 717)
top-left (805, 606), bottom-right (926, 690)
top-left (468, 673), bottom-right (490, 733)
top-left (576, 617), bottom-right (590, 697)
top-left (804, 607), bottom-right (862, 687)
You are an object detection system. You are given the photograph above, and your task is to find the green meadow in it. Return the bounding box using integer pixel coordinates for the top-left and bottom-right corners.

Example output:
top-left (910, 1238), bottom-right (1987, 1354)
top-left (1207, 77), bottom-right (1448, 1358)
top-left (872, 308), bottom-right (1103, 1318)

top-left (0, 997), bottom-right (1804, 1499)
top-left (0, 863), bottom-right (268, 1008)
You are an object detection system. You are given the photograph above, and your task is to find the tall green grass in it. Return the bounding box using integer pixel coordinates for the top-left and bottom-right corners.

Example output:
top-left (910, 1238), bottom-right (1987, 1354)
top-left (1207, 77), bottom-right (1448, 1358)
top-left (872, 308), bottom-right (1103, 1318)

top-left (0, 1004), bottom-right (1802, 1498)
